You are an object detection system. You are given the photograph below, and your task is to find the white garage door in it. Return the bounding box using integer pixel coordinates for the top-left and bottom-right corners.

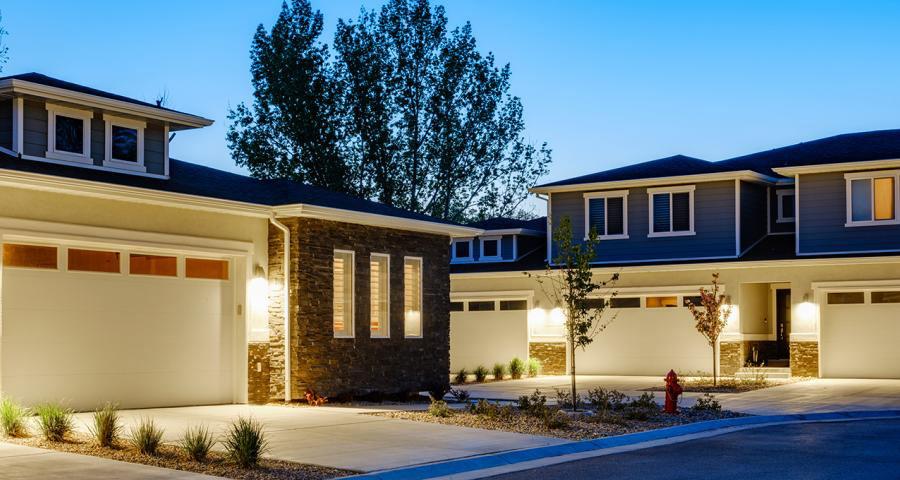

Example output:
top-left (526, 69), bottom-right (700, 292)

top-left (577, 295), bottom-right (710, 376)
top-left (450, 297), bottom-right (529, 372)
top-left (821, 288), bottom-right (900, 379)
top-left (1, 243), bottom-right (238, 410)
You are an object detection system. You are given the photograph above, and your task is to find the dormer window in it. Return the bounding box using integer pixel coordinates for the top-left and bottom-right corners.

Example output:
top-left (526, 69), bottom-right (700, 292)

top-left (451, 239), bottom-right (473, 261)
top-left (776, 189), bottom-right (795, 223)
top-left (46, 103), bottom-right (93, 164)
top-left (479, 236), bottom-right (501, 261)
top-left (103, 114), bottom-right (146, 172)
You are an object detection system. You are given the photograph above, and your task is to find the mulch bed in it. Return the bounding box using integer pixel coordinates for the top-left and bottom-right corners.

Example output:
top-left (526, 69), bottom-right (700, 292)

top-left (646, 377), bottom-right (800, 394)
top-left (3, 434), bottom-right (354, 480)
top-left (371, 408), bottom-right (747, 442)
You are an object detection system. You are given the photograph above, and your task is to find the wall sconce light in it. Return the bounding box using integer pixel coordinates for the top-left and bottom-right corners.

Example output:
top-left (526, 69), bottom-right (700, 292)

top-left (253, 264), bottom-right (266, 279)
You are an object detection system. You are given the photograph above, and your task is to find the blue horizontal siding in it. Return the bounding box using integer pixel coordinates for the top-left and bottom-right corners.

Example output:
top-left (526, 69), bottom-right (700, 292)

top-left (740, 181), bottom-right (767, 252)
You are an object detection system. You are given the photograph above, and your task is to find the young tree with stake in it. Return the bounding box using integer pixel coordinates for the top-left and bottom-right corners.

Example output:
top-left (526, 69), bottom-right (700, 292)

top-left (686, 273), bottom-right (733, 386)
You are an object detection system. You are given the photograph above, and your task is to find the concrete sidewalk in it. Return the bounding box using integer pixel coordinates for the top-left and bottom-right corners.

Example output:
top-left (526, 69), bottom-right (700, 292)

top-left (69, 404), bottom-right (565, 473)
top-left (0, 442), bottom-right (217, 480)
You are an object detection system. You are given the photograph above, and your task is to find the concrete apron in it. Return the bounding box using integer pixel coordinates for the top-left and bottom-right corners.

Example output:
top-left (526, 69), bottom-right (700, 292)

top-left (345, 410), bottom-right (900, 480)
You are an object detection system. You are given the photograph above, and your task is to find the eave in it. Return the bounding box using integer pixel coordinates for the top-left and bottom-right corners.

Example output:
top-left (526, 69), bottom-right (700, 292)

top-left (274, 204), bottom-right (483, 238)
top-left (530, 170), bottom-right (783, 194)
top-left (773, 158), bottom-right (900, 176)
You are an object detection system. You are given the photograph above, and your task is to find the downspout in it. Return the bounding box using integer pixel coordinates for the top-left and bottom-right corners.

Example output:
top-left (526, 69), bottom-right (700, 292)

top-left (269, 215), bottom-right (292, 403)
top-left (534, 193), bottom-right (550, 263)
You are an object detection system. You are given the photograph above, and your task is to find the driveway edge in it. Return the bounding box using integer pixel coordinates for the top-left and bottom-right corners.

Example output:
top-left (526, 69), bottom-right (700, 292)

top-left (345, 410), bottom-right (900, 480)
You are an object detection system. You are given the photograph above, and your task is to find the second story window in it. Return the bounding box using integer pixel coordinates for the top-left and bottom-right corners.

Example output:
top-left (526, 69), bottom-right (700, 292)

top-left (480, 236), bottom-right (501, 260)
top-left (776, 190), bottom-right (795, 223)
top-left (46, 104), bottom-right (93, 164)
top-left (648, 185), bottom-right (695, 237)
top-left (451, 239), bottom-right (473, 261)
top-left (583, 190), bottom-right (629, 239)
top-left (104, 114), bottom-right (146, 172)
top-left (846, 171), bottom-right (899, 226)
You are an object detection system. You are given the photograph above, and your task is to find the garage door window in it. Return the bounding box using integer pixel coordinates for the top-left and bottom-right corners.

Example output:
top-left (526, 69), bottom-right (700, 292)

top-left (683, 295), bottom-right (703, 308)
top-left (185, 258), bottom-right (229, 280)
top-left (500, 300), bottom-right (528, 311)
top-left (610, 297), bottom-right (641, 308)
top-left (68, 249), bottom-right (120, 273)
top-left (2, 244), bottom-right (57, 269)
top-left (871, 291), bottom-right (900, 304)
top-left (827, 292), bottom-right (865, 305)
top-left (130, 254), bottom-right (177, 277)
top-left (450, 301), bottom-right (465, 312)
top-left (468, 301), bottom-right (496, 311)
top-left (646, 296), bottom-right (678, 308)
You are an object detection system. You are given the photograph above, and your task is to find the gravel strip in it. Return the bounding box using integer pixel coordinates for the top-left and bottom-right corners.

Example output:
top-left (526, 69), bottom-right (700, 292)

top-left (371, 409), bottom-right (747, 442)
top-left (3, 434), bottom-right (353, 480)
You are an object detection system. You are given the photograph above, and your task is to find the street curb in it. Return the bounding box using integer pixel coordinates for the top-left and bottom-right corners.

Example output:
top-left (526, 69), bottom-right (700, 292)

top-left (345, 410), bottom-right (900, 480)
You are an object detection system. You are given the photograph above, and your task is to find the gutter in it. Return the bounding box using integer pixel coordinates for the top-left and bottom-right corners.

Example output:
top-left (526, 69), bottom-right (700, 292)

top-left (268, 215), bottom-right (292, 403)
top-left (530, 170), bottom-right (783, 194)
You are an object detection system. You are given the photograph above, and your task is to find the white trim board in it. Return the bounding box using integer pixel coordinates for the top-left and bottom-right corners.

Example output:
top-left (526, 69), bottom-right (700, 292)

top-left (531, 170), bottom-right (782, 194)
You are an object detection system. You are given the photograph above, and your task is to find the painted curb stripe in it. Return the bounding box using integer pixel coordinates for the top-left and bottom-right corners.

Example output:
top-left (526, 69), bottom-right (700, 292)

top-left (347, 410), bottom-right (900, 480)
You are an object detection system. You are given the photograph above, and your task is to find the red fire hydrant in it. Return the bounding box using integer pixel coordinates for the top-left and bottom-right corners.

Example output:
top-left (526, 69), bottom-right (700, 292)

top-left (664, 370), bottom-right (683, 414)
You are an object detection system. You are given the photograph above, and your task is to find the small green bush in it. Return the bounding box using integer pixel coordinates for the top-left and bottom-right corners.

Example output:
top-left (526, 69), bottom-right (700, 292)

top-left (553, 388), bottom-right (583, 410)
top-left (542, 409), bottom-right (571, 430)
top-left (223, 417), bottom-right (269, 468)
top-left (509, 358), bottom-right (525, 379)
top-left (448, 388), bottom-right (470, 403)
top-left (473, 365), bottom-right (489, 383)
top-left (454, 368), bottom-right (469, 384)
top-left (492, 363), bottom-right (506, 381)
top-left (692, 393), bottom-right (722, 412)
top-left (468, 399), bottom-right (513, 420)
top-left (180, 424), bottom-right (216, 462)
top-left (624, 393), bottom-right (659, 421)
top-left (0, 397), bottom-right (29, 438)
top-left (587, 387), bottom-right (628, 414)
top-left (527, 358), bottom-right (542, 377)
top-left (129, 418), bottom-right (164, 456)
top-left (428, 399), bottom-right (452, 418)
top-left (34, 403), bottom-right (73, 442)
top-left (517, 389), bottom-right (548, 417)
top-left (89, 402), bottom-right (121, 448)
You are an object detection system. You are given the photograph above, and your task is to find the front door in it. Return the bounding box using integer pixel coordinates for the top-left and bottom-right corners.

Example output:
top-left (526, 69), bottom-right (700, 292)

top-left (775, 289), bottom-right (791, 359)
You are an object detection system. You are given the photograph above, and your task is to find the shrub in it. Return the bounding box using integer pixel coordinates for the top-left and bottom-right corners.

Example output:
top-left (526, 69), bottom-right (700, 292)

top-left (180, 424), bottom-right (215, 462)
top-left (34, 403), bottom-right (73, 442)
top-left (692, 393), bottom-right (722, 412)
top-left (428, 399), bottom-right (452, 418)
top-left (624, 393), bottom-right (659, 421)
top-left (0, 397), bottom-right (29, 438)
top-left (89, 402), bottom-right (121, 448)
top-left (527, 358), bottom-right (542, 377)
top-left (129, 418), bottom-right (164, 456)
top-left (473, 365), bottom-right (489, 383)
top-left (448, 388), bottom-right (471, 403)
top-left (586, 387), bottom-right (628, 414)
top-left (453, 368), bottom-right (469, 385)
top-left (542, 409), bottom-right (571, 430)
top-left (517, 389), bottom-right (548, 417)
top-left (554, 388), bottom-right (583, 410)
top-left (223, 417), bottom-right (269, 468)
top-left (509, 358), bottom-right (525, 379)
top-left (492, 363), bottom-right (507, 381)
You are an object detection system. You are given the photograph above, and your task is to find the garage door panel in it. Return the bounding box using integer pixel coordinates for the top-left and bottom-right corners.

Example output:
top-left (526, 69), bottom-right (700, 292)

top-left (822, 302), bottom-right (900, 379)
top-left (450, 310), bottom-right (528, 372)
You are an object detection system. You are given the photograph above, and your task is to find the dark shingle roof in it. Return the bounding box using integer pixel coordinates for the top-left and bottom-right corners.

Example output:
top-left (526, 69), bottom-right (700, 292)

top-left (535, 155), bottom-right (720, 189)
top-left (0, 151), bottom-right (464, 227)
top-left (466, 216), bottom-right (546, 233)
top-left (450, 243), bottom-right (548, 274)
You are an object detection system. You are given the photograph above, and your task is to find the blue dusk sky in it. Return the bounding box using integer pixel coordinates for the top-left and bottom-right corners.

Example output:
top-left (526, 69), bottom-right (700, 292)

top-left (3, 1), bottom-right (900, 204)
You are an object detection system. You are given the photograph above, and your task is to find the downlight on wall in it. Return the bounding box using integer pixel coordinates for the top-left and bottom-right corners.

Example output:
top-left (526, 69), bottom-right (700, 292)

top-left (249, 264), bottom-right (269, 342)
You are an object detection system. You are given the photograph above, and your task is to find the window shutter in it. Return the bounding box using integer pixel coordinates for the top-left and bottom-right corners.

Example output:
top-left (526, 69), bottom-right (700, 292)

top-left (672, 192), bottom-right (691, 231)
top-left (588, 198), bottom-right (605, 236)
top-left (606, 197), bottom-right (624, 235)
top-left (653, 194), bottom-right (670, 232)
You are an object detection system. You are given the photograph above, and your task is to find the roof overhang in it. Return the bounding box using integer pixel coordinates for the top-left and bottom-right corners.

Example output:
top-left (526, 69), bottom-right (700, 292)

top-left (773, 158), bottom-right (900, 176)
top-left (478, 228), bottom-right (545, 237)
top-left (274, 204), bottom-right (482, 238)
top-left (530, 170), bottom-right (783, 194)
top-left (0, 78), bottom-right (214, 129)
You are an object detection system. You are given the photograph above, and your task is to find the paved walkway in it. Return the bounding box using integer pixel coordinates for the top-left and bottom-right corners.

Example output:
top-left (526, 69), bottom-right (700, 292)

top-left (0, 442), bottom-right (216, 480)
top-left (461, 376), bottom-right (900, 415)
top-left (68, 404), bottom-right (564, 472)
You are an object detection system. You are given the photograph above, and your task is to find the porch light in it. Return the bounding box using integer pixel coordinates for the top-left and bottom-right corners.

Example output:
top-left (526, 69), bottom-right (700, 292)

top-left (527, 308), bottom-right (546, 325)
top-left (798, 293), bottom-right (816, 321)
top-left (549, 307), bottom-right (566, 325)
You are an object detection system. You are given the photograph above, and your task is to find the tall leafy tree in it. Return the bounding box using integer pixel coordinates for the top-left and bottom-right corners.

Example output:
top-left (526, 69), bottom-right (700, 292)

top-left (0, 11), bottom-right (8, 72)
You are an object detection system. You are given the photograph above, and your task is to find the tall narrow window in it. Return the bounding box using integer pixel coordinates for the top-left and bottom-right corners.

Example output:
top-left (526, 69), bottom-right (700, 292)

top-left (370, 254), bottom-right (390, 338)
top-left (404, 257), bottom-right (423, 338)
top-left (648, 186), bottom-right (695, 237)
top-left (847, 172), bottom-right (898, 225)
top-left (334, 250), bottom-right (355, 337)
top-left (584, 190), bottom-right (628, 239)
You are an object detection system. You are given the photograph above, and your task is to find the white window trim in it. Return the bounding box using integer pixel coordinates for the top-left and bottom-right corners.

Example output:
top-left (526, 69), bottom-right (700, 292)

top-left (583, 190), bottom-right (629, 240)
top-left (103, 114), bottom-right (147, 172)
top-left (451, 238), bottom-right (474, 262)
top-left (369, 253), bottom-right (391, 339)
top-left (404, 256), bottom-right (424, 339)
top-left (844, 170), bottom-right (900, 227)
top-left (776, 189), bottom-right (795, 223)
top-left (479, 236), bottom-right (502, 261)
top-left (647, 185), bottom-right (696, 238)
top-left (333, 249), bottom-right (355, 339)
top-left (45, 103), bottom-right (93, 164)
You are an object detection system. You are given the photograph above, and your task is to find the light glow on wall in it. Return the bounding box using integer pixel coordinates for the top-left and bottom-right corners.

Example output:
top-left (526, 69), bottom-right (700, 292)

top-left (528, 307), bottom-right (566, 339)
top-left (549, 307), bottom-right (566, 325)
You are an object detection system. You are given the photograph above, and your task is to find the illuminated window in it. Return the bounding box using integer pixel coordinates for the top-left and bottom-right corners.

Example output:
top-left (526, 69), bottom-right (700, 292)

top-left (404, 257), bottom-right (423, 338)
top-left (370, 254), bottom-right (390, 338)
top-left (333, 250), bottom-right (355, 338)
top-left (2, 244), bottom-right (57, 269)
top-left (130, 254), bottom-right (177, 277)
top-left (827, 292), bottom-right (865, 305)
top-left (185, 258), bottom-right (229, 280)
top-left (68, 249), bottom-right (120, 273)
top-left (847, 172), bottom-right (898, 224)
top-left (646, 296), bottom-right (678, 308)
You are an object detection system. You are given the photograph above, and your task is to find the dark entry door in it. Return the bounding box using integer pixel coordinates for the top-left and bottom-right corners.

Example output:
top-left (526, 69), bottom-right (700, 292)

top-left (775, 289), bottom-right (791, 359)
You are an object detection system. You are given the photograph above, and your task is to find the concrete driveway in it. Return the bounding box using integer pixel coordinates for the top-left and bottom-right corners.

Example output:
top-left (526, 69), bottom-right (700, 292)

top-left (69, 404), bottom-right (564, 473)
top-left (460, 375), bottom-right (900, 415)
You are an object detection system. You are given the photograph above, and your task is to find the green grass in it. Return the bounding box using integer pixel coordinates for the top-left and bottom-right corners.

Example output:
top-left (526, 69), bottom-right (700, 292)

top-left (0, 397), bottom-right (29, 438)
top-left (128, 417), bottom-right (164, 456)
top-left (180, 424), bottom-right (216, 462)
top-left (223, 417), bottom-right (268, 468)
top-left (33, 403), bottom-right (73, 442)
top-left (509, 357), bottom-right (525, 379)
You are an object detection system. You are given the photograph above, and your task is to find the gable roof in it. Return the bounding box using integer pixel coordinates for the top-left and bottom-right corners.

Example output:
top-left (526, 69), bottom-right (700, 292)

top-left (534, 155), bottom-right (716, 189)
top-left (466, 216), bottom-right (547, 233)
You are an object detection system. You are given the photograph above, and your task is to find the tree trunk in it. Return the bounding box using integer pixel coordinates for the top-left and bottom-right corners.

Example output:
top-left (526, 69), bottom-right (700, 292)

top-left (570, 337), bottom-right (577, 412)
top-left (712, 344), bottom-right (718, 387)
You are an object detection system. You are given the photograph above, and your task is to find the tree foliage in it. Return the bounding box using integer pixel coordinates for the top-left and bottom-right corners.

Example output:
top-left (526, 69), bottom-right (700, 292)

top-left (529, 216), bottom-right (618, 409)
top-left (0, 11), bottom-right (9, 72)
top-left (228, 0), bottom-right (550, 222)
top-left (686, 273), bottom-right (733, 386)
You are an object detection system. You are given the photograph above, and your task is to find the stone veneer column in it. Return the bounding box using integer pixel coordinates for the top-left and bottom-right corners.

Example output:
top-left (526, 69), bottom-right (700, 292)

top-left (247, 343), bottom-right (271, 404)
top-left (528, 343), bottom-right (566, 375)
top-left (790, 342), bottom-right (819, 377)
top-left (718, 341), bottom-right (743, 376)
